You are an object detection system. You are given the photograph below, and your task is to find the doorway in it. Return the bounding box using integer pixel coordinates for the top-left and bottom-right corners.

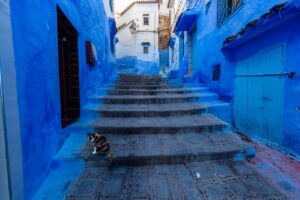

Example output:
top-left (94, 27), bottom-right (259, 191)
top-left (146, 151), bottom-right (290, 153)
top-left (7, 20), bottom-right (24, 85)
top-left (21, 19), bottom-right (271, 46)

top-left (188, 26), bottom-right (197, 76)
top-left (234, 45), bottom-right (284, 144)
top-left (57, 6), bottom-right (80, 128)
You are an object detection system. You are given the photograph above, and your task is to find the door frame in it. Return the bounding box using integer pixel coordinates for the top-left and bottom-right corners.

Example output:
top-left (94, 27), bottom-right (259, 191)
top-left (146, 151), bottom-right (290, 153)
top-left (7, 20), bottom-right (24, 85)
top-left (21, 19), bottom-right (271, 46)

top-left (233, 43), bottom-right (285, 143)
top-left (57, 6), bottom-right (80, 128)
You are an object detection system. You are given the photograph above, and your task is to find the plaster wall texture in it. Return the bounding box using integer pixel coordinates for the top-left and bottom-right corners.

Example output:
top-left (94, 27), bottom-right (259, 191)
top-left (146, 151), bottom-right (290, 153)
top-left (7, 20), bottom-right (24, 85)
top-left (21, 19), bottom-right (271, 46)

top-left (169, 0), bottom-right (300, 155)
top-left (0, 0), bottom-right (24, 199)
top-left (116, 2), bottom-right (160, 74)
top-left (9, 0), bottom-right (115, 199)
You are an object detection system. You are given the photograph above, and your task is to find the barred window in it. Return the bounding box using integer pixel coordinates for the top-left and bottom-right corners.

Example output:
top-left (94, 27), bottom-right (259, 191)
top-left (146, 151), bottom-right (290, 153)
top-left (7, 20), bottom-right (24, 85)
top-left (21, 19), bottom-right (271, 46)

top-left (217, 0), bottom-right (242, 26)
top-left (143, 14), bottom-right (149, 25)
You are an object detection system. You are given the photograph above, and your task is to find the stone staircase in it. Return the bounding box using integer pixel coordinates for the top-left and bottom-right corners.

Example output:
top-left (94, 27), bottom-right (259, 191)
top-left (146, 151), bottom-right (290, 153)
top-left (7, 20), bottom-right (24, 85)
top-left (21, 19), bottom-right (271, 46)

top-left (81, 74), bottom-right (255, 166)
top-left (47, 73), bottom-right (288, 200)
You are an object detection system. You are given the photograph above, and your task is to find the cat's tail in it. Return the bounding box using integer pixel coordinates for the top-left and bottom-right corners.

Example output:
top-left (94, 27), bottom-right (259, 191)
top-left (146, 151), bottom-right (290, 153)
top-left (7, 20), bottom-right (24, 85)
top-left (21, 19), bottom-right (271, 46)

top-left (107, 152), bottom-right (113, 164)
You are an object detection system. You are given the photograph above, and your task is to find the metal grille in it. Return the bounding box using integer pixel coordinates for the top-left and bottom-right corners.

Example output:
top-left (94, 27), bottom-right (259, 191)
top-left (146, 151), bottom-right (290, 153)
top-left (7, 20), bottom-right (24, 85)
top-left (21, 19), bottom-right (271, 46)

top-left (217, 0), bottom-right (242, 26)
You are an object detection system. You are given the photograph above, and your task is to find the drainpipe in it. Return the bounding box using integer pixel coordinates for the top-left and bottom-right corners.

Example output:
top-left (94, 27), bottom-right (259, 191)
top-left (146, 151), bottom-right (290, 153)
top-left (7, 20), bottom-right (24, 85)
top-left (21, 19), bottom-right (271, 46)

top-left (0, 59), bottom-right (12, 200)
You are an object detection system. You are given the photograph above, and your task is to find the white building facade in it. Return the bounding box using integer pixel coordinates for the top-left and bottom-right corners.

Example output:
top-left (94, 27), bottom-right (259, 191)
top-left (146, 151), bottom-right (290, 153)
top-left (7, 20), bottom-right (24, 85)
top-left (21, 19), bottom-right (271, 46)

top-left (115, 0), bottom-right (170, 74)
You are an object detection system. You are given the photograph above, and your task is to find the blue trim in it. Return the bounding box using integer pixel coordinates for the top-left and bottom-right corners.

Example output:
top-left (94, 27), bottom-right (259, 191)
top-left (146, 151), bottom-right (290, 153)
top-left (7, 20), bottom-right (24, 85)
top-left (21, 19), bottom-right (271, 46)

top-left (109, 18), bottom-right (117, 37)
top-left (174, 9), bottom-right (199, 34)
top-left (114, 37), bottom-right (119, 44)
top-left (169, 37), bottom-right (176, 48)
top-left (222, 0), bottom-right (300, 53)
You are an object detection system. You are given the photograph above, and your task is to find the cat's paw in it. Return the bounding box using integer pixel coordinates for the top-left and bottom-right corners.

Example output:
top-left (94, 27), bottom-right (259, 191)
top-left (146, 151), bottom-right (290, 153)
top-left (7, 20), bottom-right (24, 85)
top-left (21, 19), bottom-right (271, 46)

top-left (92, 151), bottom-right (97, 154)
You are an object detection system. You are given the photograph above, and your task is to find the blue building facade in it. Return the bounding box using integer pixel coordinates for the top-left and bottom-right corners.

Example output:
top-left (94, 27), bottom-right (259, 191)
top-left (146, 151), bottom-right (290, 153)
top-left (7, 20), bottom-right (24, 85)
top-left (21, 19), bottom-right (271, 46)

top-left (0, 0), bottom-right (116, 199)
top-left (169, 0), bottom-right (300, 156)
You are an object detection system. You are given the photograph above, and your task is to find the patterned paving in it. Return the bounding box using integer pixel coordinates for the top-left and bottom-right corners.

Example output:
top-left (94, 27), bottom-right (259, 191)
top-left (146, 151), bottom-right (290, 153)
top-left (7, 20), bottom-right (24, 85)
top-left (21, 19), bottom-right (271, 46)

top-left (66, 160), bottom-right (286, 200)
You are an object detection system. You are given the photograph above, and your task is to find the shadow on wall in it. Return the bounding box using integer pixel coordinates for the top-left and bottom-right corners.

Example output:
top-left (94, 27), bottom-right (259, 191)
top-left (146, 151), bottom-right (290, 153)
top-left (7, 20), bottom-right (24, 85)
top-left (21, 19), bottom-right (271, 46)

top-left (116, 56), bottom-right (160, 74)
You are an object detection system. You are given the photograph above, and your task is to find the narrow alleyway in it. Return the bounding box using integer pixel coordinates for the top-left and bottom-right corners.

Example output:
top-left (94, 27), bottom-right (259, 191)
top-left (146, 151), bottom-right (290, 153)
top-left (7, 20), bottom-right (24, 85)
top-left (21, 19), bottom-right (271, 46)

top-left (3, 1), bottom-right (300, 199)
top-left (33, 74), bottom-right (296, 200)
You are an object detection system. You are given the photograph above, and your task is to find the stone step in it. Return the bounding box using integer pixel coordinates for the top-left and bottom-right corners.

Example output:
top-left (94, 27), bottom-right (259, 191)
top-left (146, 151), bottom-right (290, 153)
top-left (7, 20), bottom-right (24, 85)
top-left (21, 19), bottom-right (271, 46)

top-left (106, 87), bottom-right (209, 95)
top-left (118, 73), bottom-right (161, 79)
top-left (113, 84), bottom-right (170, 90)
top-left (81, 132), bottom-right (255, 166)
top-left (103, 83), bottom-right (207, 90)
top-left (89, 94), bottom-right (203, 104)
top-left (93, 103), bottom-right (207, 117)
top-left (91, 114), bottom-right (228, 134)
top-left (116, 79), bottom-right (166, 85)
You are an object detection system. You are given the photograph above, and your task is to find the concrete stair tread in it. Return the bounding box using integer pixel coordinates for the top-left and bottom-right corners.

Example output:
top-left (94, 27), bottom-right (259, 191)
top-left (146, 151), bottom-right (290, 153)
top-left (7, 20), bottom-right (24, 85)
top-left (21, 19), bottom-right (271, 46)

top-left (102, 84), bottom-right (207, 89)
top-left (92, 103), bottom-right (207, 112)
top-left (92, 114), bottom-right (227, 128)
top-left (118, 74), bottom-right (161, 78)
top-left (90, 93), bottom-right (212, 100)
top-left (108, 87), bottom-right (208, 93)
top-left (82, 131), bottom-right (254, 165)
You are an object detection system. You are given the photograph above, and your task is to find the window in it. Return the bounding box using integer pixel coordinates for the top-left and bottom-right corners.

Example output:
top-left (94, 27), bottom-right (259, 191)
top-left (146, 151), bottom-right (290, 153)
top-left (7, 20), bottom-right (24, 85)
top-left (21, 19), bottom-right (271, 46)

top-left (142, 42), bottom-right (150, 54)
top-left (212, 64), bottom-right (221, 81)
top-left (143, 14), bottom-right (149, 25)
top-left (217, 0), bottom-right (242, 26)
top-left (143, 46), bottom-right (149, 54)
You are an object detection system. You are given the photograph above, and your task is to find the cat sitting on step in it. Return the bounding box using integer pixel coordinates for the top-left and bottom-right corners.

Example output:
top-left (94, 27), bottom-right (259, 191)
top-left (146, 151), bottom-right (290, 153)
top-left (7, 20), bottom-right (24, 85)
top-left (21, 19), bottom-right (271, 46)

top-left (87, 132), bottom-right (113, 163)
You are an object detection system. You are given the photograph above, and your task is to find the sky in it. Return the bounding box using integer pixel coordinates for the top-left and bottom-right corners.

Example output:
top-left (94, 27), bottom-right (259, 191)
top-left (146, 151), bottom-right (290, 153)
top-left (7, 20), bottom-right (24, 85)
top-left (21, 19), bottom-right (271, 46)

top-left (114, 0), bottom-right (135, 13)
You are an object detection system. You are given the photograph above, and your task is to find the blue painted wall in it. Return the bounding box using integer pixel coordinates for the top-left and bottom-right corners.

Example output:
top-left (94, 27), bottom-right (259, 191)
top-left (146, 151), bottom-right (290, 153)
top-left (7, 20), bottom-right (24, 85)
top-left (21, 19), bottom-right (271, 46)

top-left (159, 50), bottom-right (169, 74)
top-left (169, 0), bottom-right (300, 155)
top-left (116, 56), bottom-right (160, 74)
top-left (10, 0), bottom-right (115, 199)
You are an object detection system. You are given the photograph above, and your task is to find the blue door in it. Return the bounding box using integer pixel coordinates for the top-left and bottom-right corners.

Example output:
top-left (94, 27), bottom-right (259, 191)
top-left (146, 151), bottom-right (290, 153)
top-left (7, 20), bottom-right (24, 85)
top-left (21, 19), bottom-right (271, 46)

top-left (188, 27), bottom-right (198, 74)
top-left (234, 45), bottom-right (284, 144)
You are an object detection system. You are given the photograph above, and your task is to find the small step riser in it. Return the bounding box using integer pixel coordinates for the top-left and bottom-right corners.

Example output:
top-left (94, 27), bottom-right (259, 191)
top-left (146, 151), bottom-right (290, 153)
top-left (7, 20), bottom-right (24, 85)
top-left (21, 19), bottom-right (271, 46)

top-left (84, 150), bottom-right (255, 167)
top-left (99, 109), bottom-right (206, 118)
top-left (112, 151), bottom-right (254, 166)
top-left (118, 77), bottom-right (164, 80)
top-left (93, 125), bottom-right (227, 134)
top-left (102, 97), bottom-right (200, 104)
top-left (107, 89), bottom-right (208, 96)
top-left (117, 80), bottom-right (165, 84)
top-left (119, 75), bottom-right (161, 79)
top-left (114, 85), bottom-right (169, 90)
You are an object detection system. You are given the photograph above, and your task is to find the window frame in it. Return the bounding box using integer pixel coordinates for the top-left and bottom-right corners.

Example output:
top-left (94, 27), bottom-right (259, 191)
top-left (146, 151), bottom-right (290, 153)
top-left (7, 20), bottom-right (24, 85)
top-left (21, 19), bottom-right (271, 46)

top-left (217, 0), bottom-right (243, 27)
top-left (143, 46), bottom-right (149, 54)
top-left (142, 42), bottom-right (150, 54)
top-left (143, 14), bottom-right (150, 26)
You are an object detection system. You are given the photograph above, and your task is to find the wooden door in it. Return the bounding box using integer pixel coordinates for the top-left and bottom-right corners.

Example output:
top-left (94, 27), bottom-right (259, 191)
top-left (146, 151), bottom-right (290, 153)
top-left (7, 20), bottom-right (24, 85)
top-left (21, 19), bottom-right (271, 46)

top-left (57, 6), bottom-right (80, 128)
top-left (234, 45), bottom-right (284, 144)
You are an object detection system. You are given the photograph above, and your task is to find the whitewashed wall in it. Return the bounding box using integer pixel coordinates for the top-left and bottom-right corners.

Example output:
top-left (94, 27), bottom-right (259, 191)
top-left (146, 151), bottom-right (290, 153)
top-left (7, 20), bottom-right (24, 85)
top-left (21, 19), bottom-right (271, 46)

top-left (116, 3), bottom-right (159, 66)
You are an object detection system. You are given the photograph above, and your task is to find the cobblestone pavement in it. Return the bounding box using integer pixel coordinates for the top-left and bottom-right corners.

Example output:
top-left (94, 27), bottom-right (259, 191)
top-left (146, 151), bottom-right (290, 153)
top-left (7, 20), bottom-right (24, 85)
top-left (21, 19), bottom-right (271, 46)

top-left (66, 160), bottom-right (286, 200)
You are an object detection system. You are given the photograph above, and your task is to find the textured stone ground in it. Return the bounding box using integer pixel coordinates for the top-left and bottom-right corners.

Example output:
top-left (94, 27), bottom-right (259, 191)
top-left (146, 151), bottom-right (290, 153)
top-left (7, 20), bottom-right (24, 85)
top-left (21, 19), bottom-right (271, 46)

top-left (66, 160), bottom-right (286, 200)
